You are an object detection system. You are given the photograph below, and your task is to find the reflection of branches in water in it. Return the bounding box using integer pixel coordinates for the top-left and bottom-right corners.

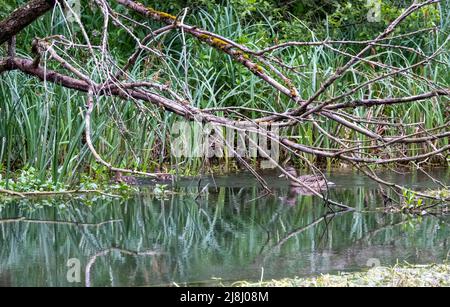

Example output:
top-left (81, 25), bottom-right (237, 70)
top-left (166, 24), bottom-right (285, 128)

top-left (353, 218), bottom-right (410, 245)
top-left (415, 166), bottom-right (448, 189)
top-left (317, 213), bottom-right (335, 248)
top-left (257, 191), bottom-right (344, 254)
top-left (257, 210), bottom-right (352, 262)
top-left (85, 247), bottom-right (164, 287)
top-left (0, 217), bottom-right (122, 227)
top-left (1, 189), bottom-right (448, 285)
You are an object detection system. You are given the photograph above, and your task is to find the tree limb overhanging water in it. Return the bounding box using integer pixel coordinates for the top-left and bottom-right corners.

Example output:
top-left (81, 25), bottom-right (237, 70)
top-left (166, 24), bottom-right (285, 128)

top-left (0, 0), bottom-right (449, 210)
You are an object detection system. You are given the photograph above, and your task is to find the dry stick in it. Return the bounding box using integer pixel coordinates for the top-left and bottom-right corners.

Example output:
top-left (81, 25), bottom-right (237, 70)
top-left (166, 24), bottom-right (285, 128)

top-left (23, 18), bottom-right (171, 174)
top-left (117, 0), bottom-right (442, 104)
top-left (370, 42), bottom-right (446, 65)
top-left (38, 38), bottom-right (156, 166)
top-left (224, 110), bottom-right (352, 210)
top-left (204, 106), bottom-right (318, 125)
top-left (205, 105), bottom-right (447, 146)
top-left (254, 27), bottom-right (439, 55)
top-left (1, 2), bottom-right (446, 205)
top-left (328, 39), bottom-right (447, 90)
top-left (3, 57), bottom-right (448, 203)
top-left (3, 4), bottom-right (448, 169)
top-left (0, 188), bottom-right (120, 198)
top-left (115, 0), bottom-right (305, 105)
top-left (304, 42), bottom-right (448, 116)
top-left (0, 188), bottom-right (25, 198)
top-left (114, 24), bottom-right (175, 80)
top-left (45, 15), bottom-right (446, 197)
top-left (4, 56), bottom-right (448, 167)
top-left (5, 1), bottom-right (448, 122)
top-left (98, 0), bottom-right (165, 63)
top-left (332, 81), bottom-right (449, 111)
top-left (249, 2), bottom-right (444, 123)
top-left (84, 2), bottom-right (187, 112)
top-left (0, 218), bottom-right (122, 227)
top-left (305, 112), bottom-right (443, 204)
top-left (333, 110), bottom-right (425, 128)
top-left (414, 163), bottom-right (448, 189)
top-left (11, 34), bottom-right (450, 139)
top-left (57, 0), bottom-right (104, 81)
top-left (308, 117), bottom-right (408, 205)
top-left (36, 40), bottom-right (93, 85)
top-left (191, 108), bottom-right (272, 192)
top-left (4, 55), bottom-right (445, 168)
top-left (96, 0), bottom-right (110, 64)
top-left (84, 90), bottom-right (168, 178)
top-left (320, 49), bottom-right (449, 113)
top-left (199, 107), bottom-right (340, 202)
top-left (299, 25), bottom-right (448, 120)
top-left (293, 0), bottom-right (440, 114)
top-left (227, 110), bottom-right (330, 199)
top-left (332, 121), bottom-right (450, 154)
top-left (7, 36), bottom-right (16, 58)
top-left (116, 0), bottom-right (448, 145)
top-left (321, 111), bottom-right (382, 140)
top-left (355, 162), bottom-right (450, 202)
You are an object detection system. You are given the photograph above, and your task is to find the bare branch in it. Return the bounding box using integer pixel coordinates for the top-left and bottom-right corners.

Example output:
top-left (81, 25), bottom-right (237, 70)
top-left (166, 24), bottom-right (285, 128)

top-left (0, 0), bottom-right (56, 45)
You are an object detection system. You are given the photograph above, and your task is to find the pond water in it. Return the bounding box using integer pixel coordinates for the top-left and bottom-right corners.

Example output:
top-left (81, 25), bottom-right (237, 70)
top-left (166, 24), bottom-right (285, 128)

top-left (0, 168), bottom-right (449, 287)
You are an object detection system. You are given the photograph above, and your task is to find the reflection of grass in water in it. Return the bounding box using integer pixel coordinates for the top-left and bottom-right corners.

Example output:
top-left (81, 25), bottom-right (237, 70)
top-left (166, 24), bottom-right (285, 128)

top-left (0, 187), bottom-right (449, 286)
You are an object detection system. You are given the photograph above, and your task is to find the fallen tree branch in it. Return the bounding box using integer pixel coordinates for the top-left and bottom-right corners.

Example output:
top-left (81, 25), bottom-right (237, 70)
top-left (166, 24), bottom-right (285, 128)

top-left (0, 0), bottom-right (57, 45)
top-left (0, 187), bottom-right (120, 198)
top-left (84, 90), bottom-right (171, 179)
top-left (0, 0), bottom-right (448, 207)
top-left (2, 56), bottom-right (448, 166)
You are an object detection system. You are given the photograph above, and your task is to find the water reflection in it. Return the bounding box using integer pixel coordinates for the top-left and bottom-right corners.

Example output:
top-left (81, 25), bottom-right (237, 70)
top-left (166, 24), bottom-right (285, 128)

top-left (0, 168), bottom-right (448, 286)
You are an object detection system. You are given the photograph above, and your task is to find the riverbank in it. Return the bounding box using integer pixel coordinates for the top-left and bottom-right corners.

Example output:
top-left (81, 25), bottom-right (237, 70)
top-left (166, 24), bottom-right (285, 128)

top-left (234, 264), bottom-right (450, 287)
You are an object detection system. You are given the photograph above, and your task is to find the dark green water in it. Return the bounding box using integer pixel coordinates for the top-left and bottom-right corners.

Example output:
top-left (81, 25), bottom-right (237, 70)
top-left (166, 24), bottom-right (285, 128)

top-left (0, 168), bottom-right (449, 287)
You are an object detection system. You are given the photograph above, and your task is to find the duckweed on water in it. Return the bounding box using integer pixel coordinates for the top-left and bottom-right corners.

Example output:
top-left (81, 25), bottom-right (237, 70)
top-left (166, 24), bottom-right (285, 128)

top-left (234, 264), bottom-right (450, 287)
top-left (0, 167), bottom-right (137, 197)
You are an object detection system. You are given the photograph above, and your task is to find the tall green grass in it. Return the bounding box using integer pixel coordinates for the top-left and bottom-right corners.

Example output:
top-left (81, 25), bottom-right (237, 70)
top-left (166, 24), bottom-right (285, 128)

top-left (0, 2), bottom-right (449, 184)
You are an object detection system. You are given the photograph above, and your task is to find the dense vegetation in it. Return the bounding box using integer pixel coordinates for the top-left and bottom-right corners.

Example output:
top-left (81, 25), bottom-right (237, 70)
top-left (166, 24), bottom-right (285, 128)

top-left (0, 0), bottom-right (449, 188)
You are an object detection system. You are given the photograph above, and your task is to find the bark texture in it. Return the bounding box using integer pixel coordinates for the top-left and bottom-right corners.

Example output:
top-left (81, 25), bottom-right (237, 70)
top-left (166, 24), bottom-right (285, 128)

top-left (0, 0), bottom-right (56, 45)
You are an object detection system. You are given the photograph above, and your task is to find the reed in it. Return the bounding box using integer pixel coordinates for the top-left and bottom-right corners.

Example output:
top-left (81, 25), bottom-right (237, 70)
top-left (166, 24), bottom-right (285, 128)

top-left (0, 3), bottom-right (448, 184)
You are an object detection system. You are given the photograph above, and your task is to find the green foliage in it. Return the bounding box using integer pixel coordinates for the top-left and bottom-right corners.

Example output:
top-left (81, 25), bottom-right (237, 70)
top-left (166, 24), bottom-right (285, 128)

top-left (0, 0), bottom-right (449, 184)
top-left (0, 167), bottom-right (66, 192)
top-left (0, 0), bottom-right (17, 19)
top-left (401, 189), bottom-right (426, 213)
top-left (0, 166), bottom-right (137, 195)
top-left (157, 0), bottom-right (445, 41)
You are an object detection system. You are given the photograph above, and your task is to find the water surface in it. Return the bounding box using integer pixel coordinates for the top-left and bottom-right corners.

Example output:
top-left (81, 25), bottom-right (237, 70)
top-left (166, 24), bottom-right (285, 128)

top-left (0, 168), bottom-right (449, 286)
